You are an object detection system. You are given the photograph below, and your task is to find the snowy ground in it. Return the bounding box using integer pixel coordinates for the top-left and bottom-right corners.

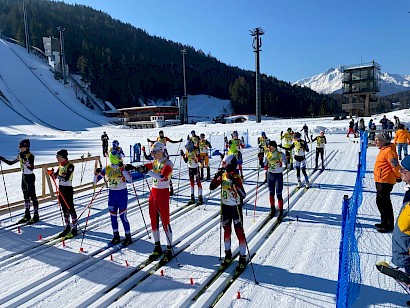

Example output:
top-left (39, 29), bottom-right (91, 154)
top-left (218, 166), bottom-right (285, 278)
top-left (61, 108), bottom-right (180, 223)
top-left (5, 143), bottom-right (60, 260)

top-left (1, 38), bottom-right (410, 307)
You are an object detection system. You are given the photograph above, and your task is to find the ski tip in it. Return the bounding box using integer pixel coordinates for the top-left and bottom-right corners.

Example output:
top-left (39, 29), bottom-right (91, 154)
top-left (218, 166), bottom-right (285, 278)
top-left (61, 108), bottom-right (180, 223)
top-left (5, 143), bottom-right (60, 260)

top-left (376, 261), bottom-right (390, 267)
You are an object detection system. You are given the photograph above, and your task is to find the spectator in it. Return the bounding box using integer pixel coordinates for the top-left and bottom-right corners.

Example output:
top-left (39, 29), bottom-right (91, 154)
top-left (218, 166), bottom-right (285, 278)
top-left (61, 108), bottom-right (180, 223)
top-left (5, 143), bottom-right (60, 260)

top-left (394, 124), bottom-right (410, 160)
top-left (374, 133), bottom-right (401, 233)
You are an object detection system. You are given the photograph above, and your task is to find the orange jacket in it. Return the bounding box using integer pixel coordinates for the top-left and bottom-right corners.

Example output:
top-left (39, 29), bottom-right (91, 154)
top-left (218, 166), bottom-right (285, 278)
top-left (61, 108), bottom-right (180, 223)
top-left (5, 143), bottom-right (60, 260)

top-left (394, 129), bottom-right (410, 144)
top-left (374, 143), bottom-right (400, 184)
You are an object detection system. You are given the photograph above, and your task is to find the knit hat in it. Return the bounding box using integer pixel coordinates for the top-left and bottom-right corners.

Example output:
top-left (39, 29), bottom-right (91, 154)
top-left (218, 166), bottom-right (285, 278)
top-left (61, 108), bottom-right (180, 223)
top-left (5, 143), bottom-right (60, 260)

top-left (56, 149), bottom-right (68, 159)
top-left (375, 133), bottom-right (390, 144)
top-left (401, 155), bottom-right (410, 172)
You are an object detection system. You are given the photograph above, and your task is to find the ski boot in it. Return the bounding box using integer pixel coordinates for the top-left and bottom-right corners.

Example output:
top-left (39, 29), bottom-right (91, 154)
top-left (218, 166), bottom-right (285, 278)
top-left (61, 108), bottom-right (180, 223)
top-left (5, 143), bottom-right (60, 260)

top-left (278, 209), bottom-right (284, 220)
top-left (196, 195), bottom-right (203, 206)
top-left (220, 249), bottom-right (232, 268)
top-left (65, 228), bottom-right (78, 239)
top-left (305, 180), bottom-right (310, 188)
top-left (187, 194), bottom-right (196, 206)
top-left (160, 246), bottom-right (173, 265)
top-left (149, 242), bottom-right (163, 261)
top-left (297, 181), bottom-right (302, 188)
top-left (27, 212), bottom-right (39, 224)
top-left (237, 255), bottom-right (247, 271)
top-left (18, 210), bottom-right (31, 224)
top-left (314, 165), bottom-right (318, 170)
top-left (57, 225), bottom-right (71, 238)
top-left (109, 232), bottom-right (121, 246)
top-left (122, 234), bottom-right (133, 247)
top-left (169, 181), bottom-right (174, 196)
top-left (269, 207), bottom-right (276, 218)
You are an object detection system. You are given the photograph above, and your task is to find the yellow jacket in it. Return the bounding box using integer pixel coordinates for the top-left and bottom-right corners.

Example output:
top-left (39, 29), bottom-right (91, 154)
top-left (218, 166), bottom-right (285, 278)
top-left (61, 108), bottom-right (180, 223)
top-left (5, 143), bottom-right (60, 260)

top-left (374, 143), bottom-right (400, 184)
top-left (394, 129), bottom-right (410, 144)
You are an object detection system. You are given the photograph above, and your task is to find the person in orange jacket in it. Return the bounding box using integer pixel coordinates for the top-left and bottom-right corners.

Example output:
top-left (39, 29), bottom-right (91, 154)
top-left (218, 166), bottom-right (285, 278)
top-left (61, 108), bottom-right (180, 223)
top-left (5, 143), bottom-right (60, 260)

top-left (393, 124), bottom-right (410, 160)
top-left (374, 133), bottom-right (401, 233)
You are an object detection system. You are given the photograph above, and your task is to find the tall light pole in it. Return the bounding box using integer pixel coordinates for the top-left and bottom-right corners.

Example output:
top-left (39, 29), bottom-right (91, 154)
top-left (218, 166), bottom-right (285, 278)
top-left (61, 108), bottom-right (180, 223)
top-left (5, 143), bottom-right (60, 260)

top-left (250, 27), bottom-right (264, 123)
top-left (181, 48), bottom-right (187, 97)
top-left (23, 0), bottom-right (30, 53)
top-left (57, 26), bottom-right (67, 84)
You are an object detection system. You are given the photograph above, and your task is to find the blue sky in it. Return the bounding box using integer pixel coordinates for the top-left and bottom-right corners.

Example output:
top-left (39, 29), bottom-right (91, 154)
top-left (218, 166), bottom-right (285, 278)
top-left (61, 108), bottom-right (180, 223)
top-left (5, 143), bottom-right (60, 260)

top-left (61, 0), bottom-right (409, 82)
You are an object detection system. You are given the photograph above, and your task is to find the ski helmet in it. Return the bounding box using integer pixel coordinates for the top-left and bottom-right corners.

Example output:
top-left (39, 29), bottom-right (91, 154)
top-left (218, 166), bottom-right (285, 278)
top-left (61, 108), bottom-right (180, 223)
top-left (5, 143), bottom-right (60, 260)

top-left (222, 154), bottom-right (237, 172)
top-left (320, 130), bottom-right (325, 135)
top-left (191, 130), bottom-right (196, 136)
top-left (185, 139), bottom-right (195, 152)
top-left (261, 132), bottom-right (266, 137)
top-left (200, 133), bottom-right (205, 138)
top-left (151, 142), bottom-right (165, 155)
top-left (159, 130), bottom-right (164, 136)
top-left (112, 140), bottom-right (119, 149)
top-left (294, 132), bottom-right (301, 139)
top-left (287, 127), bottom-right (292, 132)
top-left (268, 140), bottom-right (277, 148)
top-left (56, 149), bottom-right (68, 159)
top-left (19, 139), bottom-right (30, 148)
top-left (232, 131), bottom-right (238, 138)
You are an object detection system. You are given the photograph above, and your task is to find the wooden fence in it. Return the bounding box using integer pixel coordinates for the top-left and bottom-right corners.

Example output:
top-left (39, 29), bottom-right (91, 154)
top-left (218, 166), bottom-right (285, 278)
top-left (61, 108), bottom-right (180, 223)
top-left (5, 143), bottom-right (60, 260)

top-left (0, 155), bottom-right (106, 214)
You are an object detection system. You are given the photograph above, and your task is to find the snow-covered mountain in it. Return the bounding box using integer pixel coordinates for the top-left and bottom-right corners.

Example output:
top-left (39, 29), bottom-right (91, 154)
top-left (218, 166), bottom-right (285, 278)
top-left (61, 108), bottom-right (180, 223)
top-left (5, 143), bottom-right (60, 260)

top-left (294, 66), bottom-right (410, 96)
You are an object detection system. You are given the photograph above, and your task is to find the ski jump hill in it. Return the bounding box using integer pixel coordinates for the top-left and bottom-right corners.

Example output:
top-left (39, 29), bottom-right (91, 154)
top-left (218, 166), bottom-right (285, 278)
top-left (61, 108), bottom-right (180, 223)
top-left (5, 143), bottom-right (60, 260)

top-left (0, 39), bottom-right (109, 132)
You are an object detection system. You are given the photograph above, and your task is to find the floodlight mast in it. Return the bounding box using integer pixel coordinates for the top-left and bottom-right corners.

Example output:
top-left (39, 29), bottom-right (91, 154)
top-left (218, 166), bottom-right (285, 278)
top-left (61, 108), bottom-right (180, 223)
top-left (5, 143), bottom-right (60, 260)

top-left (250, 27), bottom-right (264, 123)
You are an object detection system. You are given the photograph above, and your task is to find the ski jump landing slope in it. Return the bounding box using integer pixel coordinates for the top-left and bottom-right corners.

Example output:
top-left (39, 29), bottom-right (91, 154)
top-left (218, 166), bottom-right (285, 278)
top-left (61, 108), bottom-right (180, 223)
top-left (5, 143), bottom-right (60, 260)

top-left (0, 39), bottom-right (107, 131)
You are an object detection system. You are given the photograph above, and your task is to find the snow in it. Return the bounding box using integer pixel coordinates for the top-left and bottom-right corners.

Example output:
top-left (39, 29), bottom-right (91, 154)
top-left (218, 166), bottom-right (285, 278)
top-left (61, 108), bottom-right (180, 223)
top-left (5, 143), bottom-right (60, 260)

top-left (0, 39), bottom-right (410, 307)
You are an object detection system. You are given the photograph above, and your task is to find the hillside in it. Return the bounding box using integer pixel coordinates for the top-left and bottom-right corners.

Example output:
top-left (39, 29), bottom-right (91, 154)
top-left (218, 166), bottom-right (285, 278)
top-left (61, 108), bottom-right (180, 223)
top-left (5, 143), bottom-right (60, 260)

top-left (0, 0), bottom-right (342, 117)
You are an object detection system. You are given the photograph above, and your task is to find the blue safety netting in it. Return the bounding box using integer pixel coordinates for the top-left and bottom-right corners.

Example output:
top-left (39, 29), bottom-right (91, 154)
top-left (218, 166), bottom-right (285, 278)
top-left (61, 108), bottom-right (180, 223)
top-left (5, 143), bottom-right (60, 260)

top-left (336, 131), bottom-right (368, 307)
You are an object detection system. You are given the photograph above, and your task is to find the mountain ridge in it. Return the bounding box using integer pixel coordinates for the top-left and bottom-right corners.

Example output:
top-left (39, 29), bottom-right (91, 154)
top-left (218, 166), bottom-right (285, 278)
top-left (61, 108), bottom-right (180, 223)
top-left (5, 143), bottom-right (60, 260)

top-left (294, 66), bottom-right (410, 96)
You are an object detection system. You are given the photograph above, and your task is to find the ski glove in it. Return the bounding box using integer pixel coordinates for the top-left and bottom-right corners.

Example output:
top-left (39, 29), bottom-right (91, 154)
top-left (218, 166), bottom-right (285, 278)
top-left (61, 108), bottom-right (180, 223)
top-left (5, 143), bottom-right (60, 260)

top-left (397, 178), bottom-right (403, 183)
top-left (136, 165), bottom-right (148, 174)
top-left (180, 150), bottom-right (185, 156)
top-left (94, 167), bottom-right (102, 175)
top-left (125, 164), bottom-right (135, 171)
top-left (179, 138), bottom-right (183, 142)
top-left (46, 169), bottom-right (54, 176)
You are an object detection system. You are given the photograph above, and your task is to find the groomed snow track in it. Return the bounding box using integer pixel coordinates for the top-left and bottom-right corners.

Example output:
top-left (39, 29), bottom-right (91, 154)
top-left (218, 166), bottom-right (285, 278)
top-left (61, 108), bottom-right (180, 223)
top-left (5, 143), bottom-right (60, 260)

top-left (0, 145), bottom-right (342, 307)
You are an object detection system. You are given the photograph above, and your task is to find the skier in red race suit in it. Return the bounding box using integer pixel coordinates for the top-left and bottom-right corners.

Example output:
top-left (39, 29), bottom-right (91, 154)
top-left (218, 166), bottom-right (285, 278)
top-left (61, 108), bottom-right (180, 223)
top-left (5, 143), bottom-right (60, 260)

top-left (135, 142), bottom-right (174, 263)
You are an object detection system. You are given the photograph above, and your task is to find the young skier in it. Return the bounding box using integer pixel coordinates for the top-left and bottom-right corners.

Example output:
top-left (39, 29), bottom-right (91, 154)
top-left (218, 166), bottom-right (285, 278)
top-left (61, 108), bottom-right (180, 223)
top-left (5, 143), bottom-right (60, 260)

top-left (198, 133), bottom-right (212, 181)
top-left (94, 146), bottom-right (133, 246)
top-left (347, 119), bottom-right (355, 137)
top-left (135, 142), bottom-right (174, 263)
top-left (48, 149), bottom-right (78, 238)
top-left (301, 123), bottom-right (310, 142)
top-left (147, 131), bottom-right (182, 196)
top-left (257, 132), bottom-right (270, 184)
top-left (280, 128), bottom-right (294, 170)
top-left (263, 140), bottom-right (287, 218)
top-left (226, 131), bottom-right (245, 178)
top-left (280, 132), bottom-right (310, 188)
top-left (101, 131), bottom-right (109, 157)
top-left (210, 154), bottom-right (247, 270)
top-left (0, 139), bottom-right (39, 223)
top-left (311, 130), bottom-right (327, 170)
top-left (110, 140), bottom-right (125, 161)
top-left (180, 139), bottom-right (203, 205)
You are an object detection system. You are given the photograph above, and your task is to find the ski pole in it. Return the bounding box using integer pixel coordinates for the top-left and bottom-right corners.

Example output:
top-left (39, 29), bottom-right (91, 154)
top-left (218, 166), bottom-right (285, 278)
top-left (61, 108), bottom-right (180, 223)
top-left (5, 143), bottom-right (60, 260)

top-left (79, 185), bottom-right (96, 251)
top-left (77, 184), bottom-right (105, 220)
top-left (0, 161), bottom-right (12, 221)
top-left (176, 154), bottom-right (182, 207)
top-left (254, 164), bottom-right (260, 222)
top-left (131, 181), bottom-right (151, 239)
top-left (49, 172), bottom-right (66, 226)
top-left (80, 153), bottom-right (91, 186)
top-left (79, 154), bottom-right (85, 185)
top-left (286, 168), bottom-right (290, 214)
top-left (234, 197), bottom-right (258, 284)
top-left (202, 189), bottom-right (212, 211)
top-left (219, 204), bottom-right (222, 261)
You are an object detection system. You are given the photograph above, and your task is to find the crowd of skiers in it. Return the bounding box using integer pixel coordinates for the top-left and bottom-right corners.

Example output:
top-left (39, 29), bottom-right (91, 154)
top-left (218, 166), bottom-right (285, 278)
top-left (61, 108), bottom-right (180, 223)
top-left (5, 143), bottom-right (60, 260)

top-left (0, 126), bottom-right (328, 269)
